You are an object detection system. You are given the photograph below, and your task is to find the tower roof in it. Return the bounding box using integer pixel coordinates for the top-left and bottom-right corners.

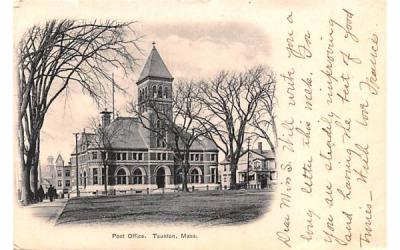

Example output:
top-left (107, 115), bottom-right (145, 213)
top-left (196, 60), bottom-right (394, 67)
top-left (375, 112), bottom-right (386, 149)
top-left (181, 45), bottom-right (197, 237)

top-left (137, 43), bottom-right (173, 84)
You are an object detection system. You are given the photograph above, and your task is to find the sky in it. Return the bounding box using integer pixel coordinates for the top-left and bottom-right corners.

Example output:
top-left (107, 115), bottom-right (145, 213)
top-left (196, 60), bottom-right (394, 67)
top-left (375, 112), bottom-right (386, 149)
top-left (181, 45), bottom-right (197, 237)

top-left (12, 0), bottom-right (297, 166)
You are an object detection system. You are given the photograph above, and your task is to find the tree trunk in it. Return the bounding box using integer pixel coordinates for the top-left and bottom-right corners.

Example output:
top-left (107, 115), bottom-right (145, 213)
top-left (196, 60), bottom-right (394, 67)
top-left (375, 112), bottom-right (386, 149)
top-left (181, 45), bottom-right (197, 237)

top-left (21, 143), bottom-right (37, 205)
top-left (32, 136), bottom-right (40, 202)
top-left (229, 159), bottom-right (237, 190)
top-left (182, 159), bottom-right (190, 192)
top-left (103, 164), bottom-right (108, 195)
top-left (21, 165), bottom-right (32, 205)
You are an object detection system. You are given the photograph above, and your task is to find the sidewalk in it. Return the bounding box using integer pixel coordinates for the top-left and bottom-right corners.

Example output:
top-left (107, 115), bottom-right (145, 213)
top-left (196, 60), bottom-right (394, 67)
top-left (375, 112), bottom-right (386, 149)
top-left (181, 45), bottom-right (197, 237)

top-left (22, 199), bottom-right (68, 225)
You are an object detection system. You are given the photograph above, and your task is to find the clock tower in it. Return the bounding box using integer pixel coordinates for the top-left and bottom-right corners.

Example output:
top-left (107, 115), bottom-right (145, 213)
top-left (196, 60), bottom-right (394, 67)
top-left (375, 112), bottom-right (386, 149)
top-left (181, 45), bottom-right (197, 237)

top-left (136, 43), bottom-right (173, 148)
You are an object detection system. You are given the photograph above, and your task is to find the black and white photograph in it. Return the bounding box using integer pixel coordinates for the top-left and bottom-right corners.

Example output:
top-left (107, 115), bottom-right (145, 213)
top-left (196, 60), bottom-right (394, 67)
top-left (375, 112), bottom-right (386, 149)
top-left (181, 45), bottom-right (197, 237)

top-left (10, 1), bottom-right (388, 250)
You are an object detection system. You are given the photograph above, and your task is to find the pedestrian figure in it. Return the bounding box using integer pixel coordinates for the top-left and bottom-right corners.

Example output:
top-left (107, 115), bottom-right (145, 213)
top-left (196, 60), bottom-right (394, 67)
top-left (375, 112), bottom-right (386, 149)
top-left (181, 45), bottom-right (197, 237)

top-left (38, 185), bottom-right (45, 202)
top-left (48, 185), bottom-right (55, 202)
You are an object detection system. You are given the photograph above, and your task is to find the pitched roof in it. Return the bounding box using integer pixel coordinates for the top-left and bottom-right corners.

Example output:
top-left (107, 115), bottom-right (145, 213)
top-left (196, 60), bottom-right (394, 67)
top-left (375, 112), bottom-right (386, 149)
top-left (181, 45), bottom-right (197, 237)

top-left (248, 148), bottom-right (275, 159)
top-left (220, 149), bottom-right (275, 164)
top-left (105, 117), bottom-right (148, 149)
top-left (55, 154), bottom-right (64, 166)
top-left (189, 137), bottom-right (219, 151)
top-left (137, 44), bottom-right (173, 84)
top-left (70, 117), bottom-right (218, 153)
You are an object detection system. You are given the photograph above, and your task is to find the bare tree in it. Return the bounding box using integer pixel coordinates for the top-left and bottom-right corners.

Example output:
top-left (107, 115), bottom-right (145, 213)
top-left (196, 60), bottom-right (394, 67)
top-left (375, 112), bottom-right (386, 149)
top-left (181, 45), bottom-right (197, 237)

top-left (87, 114), bottom-right (125, 195)
top-left (17, 19), bottom-right (141, 204)
top-left (250, 77), bottom-right (277, 154)
top-left (129, 81), bottom-right (205, 192)
top-left (196, 65), bottom-right (276, 189)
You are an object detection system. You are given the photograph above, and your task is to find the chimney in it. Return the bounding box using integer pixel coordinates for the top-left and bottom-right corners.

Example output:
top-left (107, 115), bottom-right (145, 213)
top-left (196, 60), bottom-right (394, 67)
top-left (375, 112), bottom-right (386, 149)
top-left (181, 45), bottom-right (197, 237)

top-left (258, 142), bottom-right (263, 151)
top-left (100, 109), bottom-right (112, 128)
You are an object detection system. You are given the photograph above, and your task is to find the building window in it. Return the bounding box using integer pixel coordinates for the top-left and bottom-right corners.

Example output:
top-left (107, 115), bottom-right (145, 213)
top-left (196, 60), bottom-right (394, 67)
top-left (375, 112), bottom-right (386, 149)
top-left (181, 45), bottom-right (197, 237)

top-left (109, 152), bottom-right (116, 160)
top-left (158, 86), bottom-right (162, 98)
top-left (65, 180), bottom-right (70, 187)
top-left (92, 151), bottom-right (97, 160)
top-left (128, 152), bottom-right (133, 160)
top-left (162, 153), bottom-right (167, 161)
top-left (190, 169), bottom-right (200, 183)
top-left (190, 154), bottom-right (194, 161)
top-left (65, 170), bottom-right (70, 177)
top-left (224, 165), bottom-right (227, 172)
top-left (116, 168), bottom-right (127, 185)
top-left (93, 169), bottom-right (98, 185)
top-left (153, 85), bottom-right (157, 98)
top-left (211, 168), bottom-right (216, 183)
top-left (211, 154), bottom-right (216, 161)
top-left (122, 153), bottom-right (126, 161)
top-left (133, 169), bottom-right (143, 184)
top-left (57, 170), bottom-right (62, 177)
top-left (116, 153), bottom-right (121, 161)
top-left (58, 180), bottom-right (62, 187)
top-left (138, 153), bottom-right (143, 161)
top-left (164, 87), bottom-right (168, 98)
top-left (133, 153), bottom-right (137, 160)
top-left (101, 169), bottom-right (105, 185)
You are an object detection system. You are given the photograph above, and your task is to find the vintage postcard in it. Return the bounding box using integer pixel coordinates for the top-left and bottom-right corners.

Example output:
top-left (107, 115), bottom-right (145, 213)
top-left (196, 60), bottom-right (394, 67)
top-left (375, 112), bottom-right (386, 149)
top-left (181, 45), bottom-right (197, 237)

top-left (13, 0), bottom-right (386, 249)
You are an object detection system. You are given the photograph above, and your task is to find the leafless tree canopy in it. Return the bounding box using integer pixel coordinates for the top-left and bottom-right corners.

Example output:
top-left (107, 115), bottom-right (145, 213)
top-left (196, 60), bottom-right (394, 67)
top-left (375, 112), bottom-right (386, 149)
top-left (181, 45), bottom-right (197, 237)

top-left (129, 81), bottom-right (205, 191)
top-left (196, 65), bottom-right (276, 188)
top-left (17, 19), bottom-right (141, 204)
top-left (86, 115), bottom-right (128, 195)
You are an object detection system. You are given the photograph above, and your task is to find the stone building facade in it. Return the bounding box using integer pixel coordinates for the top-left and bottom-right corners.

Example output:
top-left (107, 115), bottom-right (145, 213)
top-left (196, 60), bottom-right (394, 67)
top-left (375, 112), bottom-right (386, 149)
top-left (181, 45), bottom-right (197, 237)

top-left (70, 44), bottom-right (219, 195)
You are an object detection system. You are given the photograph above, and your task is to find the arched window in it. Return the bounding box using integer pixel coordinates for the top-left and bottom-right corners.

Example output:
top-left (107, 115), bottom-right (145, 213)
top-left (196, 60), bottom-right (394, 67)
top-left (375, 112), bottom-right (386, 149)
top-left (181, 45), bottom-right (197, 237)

top-left (158, 86), bottom-right (163, 98)
top-left (164, 87), bottom-right (168, 98)
top-left (133, 168), bottom-right (143, 184)
top-left (153, 86), bottom-right (157, 98)
top-left (190, 169), bottom-right (199, 183)
top-left (139, 90), bottom-right (142, 102)
top-left (116, 168), bottom-right (127, 185)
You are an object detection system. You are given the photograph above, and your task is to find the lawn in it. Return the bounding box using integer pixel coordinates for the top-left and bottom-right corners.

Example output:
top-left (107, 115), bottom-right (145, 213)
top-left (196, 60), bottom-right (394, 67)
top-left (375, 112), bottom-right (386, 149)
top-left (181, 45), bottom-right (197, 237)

top-left (56, 190), bottom-right (273, 226)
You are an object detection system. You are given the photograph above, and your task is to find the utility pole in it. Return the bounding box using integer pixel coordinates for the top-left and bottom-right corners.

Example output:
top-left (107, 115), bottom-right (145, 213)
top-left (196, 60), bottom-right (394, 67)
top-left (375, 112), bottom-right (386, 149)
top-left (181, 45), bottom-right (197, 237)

top-left (112, 73), bottom-right (115, 120)
top-left (247, 137), bottom-right (251, 189)
top-left (73, 133), bottom-right (80, 197)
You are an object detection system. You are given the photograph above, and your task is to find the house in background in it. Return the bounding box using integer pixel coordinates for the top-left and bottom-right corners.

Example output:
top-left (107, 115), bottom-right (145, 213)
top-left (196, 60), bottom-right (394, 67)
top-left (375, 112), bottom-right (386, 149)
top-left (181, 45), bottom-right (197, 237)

top-left (220, 142), bottom-right (277, 189)
top-left (40, 155), bottom-right (57, 189)
top-left (54, 154), bottom-right (74, 195)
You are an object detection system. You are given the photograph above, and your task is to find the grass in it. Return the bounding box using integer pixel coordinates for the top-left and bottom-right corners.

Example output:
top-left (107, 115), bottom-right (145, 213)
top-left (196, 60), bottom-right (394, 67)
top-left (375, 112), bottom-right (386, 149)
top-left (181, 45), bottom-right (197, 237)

top-left (56, 190), bottom-right (273, 226)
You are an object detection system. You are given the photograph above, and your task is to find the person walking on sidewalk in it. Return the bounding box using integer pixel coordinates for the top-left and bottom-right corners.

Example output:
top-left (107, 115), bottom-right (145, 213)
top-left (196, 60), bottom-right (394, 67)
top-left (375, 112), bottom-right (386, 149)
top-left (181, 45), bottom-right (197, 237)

top-left (38, 185), bottom-right (45, 202)
top-left (48, 185), bottom-right (55, 202)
